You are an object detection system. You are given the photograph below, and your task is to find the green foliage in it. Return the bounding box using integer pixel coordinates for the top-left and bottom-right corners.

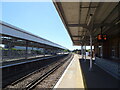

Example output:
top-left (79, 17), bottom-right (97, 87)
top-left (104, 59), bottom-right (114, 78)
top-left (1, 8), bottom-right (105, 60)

top-left (0, 47), bottom-right (2, 50)
top-left (2, 48), bottom-right (8, 50)
top-left (72, 49), bottom-right (81, 54)
top-left (64, 49), bottom-right (70, 52)
top-left (86, 49), bottom-right (90, 52)
top-left (34, 50), bottom-right (42, 54)
top-left (11, 48), bottom-right (17, 50)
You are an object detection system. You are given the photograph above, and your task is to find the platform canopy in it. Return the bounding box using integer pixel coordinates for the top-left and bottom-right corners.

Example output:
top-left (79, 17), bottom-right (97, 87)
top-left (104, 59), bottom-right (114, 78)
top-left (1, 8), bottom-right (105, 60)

top-left (53, 1), bottom-right (119, 45)
top-left (0, 21), bottom-right (67, 50)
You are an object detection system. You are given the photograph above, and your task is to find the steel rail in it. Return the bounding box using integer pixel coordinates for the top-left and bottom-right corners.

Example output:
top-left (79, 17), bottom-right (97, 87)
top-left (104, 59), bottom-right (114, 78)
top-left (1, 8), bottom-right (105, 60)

top-left (25, 54), bottom-right (73, 90)
top-left (9, 55), bottom-right (68, 86)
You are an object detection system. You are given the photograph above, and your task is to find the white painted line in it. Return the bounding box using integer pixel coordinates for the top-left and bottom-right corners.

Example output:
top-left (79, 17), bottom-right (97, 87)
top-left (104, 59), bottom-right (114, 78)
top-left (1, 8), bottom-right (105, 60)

top-left (53, 55), bottom-right (75, 89)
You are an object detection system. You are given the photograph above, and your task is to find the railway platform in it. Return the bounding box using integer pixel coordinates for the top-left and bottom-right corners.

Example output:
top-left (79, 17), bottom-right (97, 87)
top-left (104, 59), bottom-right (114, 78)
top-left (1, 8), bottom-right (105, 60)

top-left (1, 55), bottom-right (52, 67)
top-left (80, 57), bottom-right (119, 88)
top-left (54, 54), bottom-right (119, 89)
top-left (54, 54), bottom-right (85, 88)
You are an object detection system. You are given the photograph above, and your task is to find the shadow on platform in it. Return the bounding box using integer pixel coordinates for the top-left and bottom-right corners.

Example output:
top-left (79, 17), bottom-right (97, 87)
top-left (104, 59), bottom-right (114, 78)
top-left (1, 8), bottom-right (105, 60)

top-left (79, 59), bottom-right (119, 89)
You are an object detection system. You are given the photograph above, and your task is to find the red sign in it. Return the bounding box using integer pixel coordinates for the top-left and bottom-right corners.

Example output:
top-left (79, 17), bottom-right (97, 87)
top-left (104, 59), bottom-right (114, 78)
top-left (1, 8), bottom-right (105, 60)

top-left (97, 34), bottom-right (102, 40)
top-left (97, 34), bottom-right (107, 41)
top-left (103, 35), bottom-right (107, 40)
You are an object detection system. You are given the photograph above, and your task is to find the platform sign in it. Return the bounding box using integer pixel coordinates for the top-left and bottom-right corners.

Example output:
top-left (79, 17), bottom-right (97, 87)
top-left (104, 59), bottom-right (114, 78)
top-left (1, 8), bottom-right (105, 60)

top-left (97, 34), bottom-right (107, 42)
top-left (97, 34), bottom-right (102, 40)
top-left (103, 35), bottom-right (107, 40)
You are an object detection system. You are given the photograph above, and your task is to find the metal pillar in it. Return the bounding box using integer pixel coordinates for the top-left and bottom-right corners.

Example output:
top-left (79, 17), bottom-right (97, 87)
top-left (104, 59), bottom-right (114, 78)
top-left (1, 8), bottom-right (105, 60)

top-left (84, 44), bottom-right (86, 62)
top-left (89, 34), bottom-right (93, 71)
top-left (8, 37), bottom-right (14, 59)
top-left (8, 42), bottom-right (12, 59)
top-left (32, 46), bottom-right (33, 56)
top-left (25, 41), bottom-right (28, 59)
top-left (87, 12), bottom-right (93, 71)
top-left (44, 45), bottom-right (46, 57)
top-left (52, 49), bottom-right (54, 55)
top-left (81, 45), bottom-right (84, 60)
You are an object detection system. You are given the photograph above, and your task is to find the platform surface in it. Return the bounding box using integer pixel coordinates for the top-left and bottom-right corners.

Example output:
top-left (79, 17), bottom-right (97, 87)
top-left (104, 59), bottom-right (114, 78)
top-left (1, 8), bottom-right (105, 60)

top-left (80, 58), bottom-right (119, 88)
top-left (54, 54), bottom-right (84, 88)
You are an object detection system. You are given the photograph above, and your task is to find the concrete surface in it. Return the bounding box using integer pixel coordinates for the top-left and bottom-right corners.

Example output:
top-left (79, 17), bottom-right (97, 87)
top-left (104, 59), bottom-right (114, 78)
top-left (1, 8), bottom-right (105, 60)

top-left (54, 54), bottom-right (85, 88)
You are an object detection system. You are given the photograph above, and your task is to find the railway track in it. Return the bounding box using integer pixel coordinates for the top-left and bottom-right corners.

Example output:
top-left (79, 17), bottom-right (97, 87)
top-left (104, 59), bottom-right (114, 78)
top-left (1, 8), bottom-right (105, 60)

top-left (26, 54), bottom-right (73, 90)
top-left (2, 54), bottom-right (67, 88)
top-left (26, 61), bottom-right (64, 90)
top-left (5, 54), bottom-right (73, 90)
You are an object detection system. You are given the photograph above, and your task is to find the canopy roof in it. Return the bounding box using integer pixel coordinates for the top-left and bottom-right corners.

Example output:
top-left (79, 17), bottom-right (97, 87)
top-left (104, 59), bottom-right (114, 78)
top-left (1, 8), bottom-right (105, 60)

top-left (54, 2), bottom-right (119, 45)
top-left (1, 21), bottom-right (67, 50)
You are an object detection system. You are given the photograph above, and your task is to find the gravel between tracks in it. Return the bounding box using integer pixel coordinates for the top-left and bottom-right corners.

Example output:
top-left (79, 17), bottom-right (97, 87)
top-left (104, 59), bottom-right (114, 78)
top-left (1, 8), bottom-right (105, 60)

top-left (5, 54), bottom-right (72, 89)
top-left (34, 55), bottom-right (73, 89)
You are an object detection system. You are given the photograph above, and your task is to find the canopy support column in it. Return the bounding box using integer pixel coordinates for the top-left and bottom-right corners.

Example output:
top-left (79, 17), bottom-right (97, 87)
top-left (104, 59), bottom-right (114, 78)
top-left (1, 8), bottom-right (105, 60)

top-left (81, 45), bottom-right (84, 60)
top-left (84, 44), bottom-right (86, 62)
top-left (44, 45), bottom-right (46, 57)
top-left (25, 41), bottom-right (28, 59)
top-left (89, 34), bottom-right (93, 71)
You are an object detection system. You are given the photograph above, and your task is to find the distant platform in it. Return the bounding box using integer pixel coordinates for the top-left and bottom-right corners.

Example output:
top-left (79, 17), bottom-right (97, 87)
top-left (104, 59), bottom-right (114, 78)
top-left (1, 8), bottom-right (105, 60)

top-left (0, 55), bottom-right (54, 68)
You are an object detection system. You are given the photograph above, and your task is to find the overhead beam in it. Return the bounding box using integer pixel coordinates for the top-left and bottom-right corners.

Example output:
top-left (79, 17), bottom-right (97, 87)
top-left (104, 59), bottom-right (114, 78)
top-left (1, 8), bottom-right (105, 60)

top-left (67, 23), bottom-right (112, 28)
top-left (67, 24), bottom-right (88, 28)
top-left (81, 6), bottom-right (98, 8)
top-left (72, 36), bottom-right (83, 37)
top-left (72, 35), bottom-right (90, 37)
top-left (74, 40), bottom-right (90, 42)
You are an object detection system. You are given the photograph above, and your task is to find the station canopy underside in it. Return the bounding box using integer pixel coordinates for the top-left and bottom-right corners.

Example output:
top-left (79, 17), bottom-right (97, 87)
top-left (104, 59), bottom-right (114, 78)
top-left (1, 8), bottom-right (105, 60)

top-left (54, 2), bottom-right (119, 46)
